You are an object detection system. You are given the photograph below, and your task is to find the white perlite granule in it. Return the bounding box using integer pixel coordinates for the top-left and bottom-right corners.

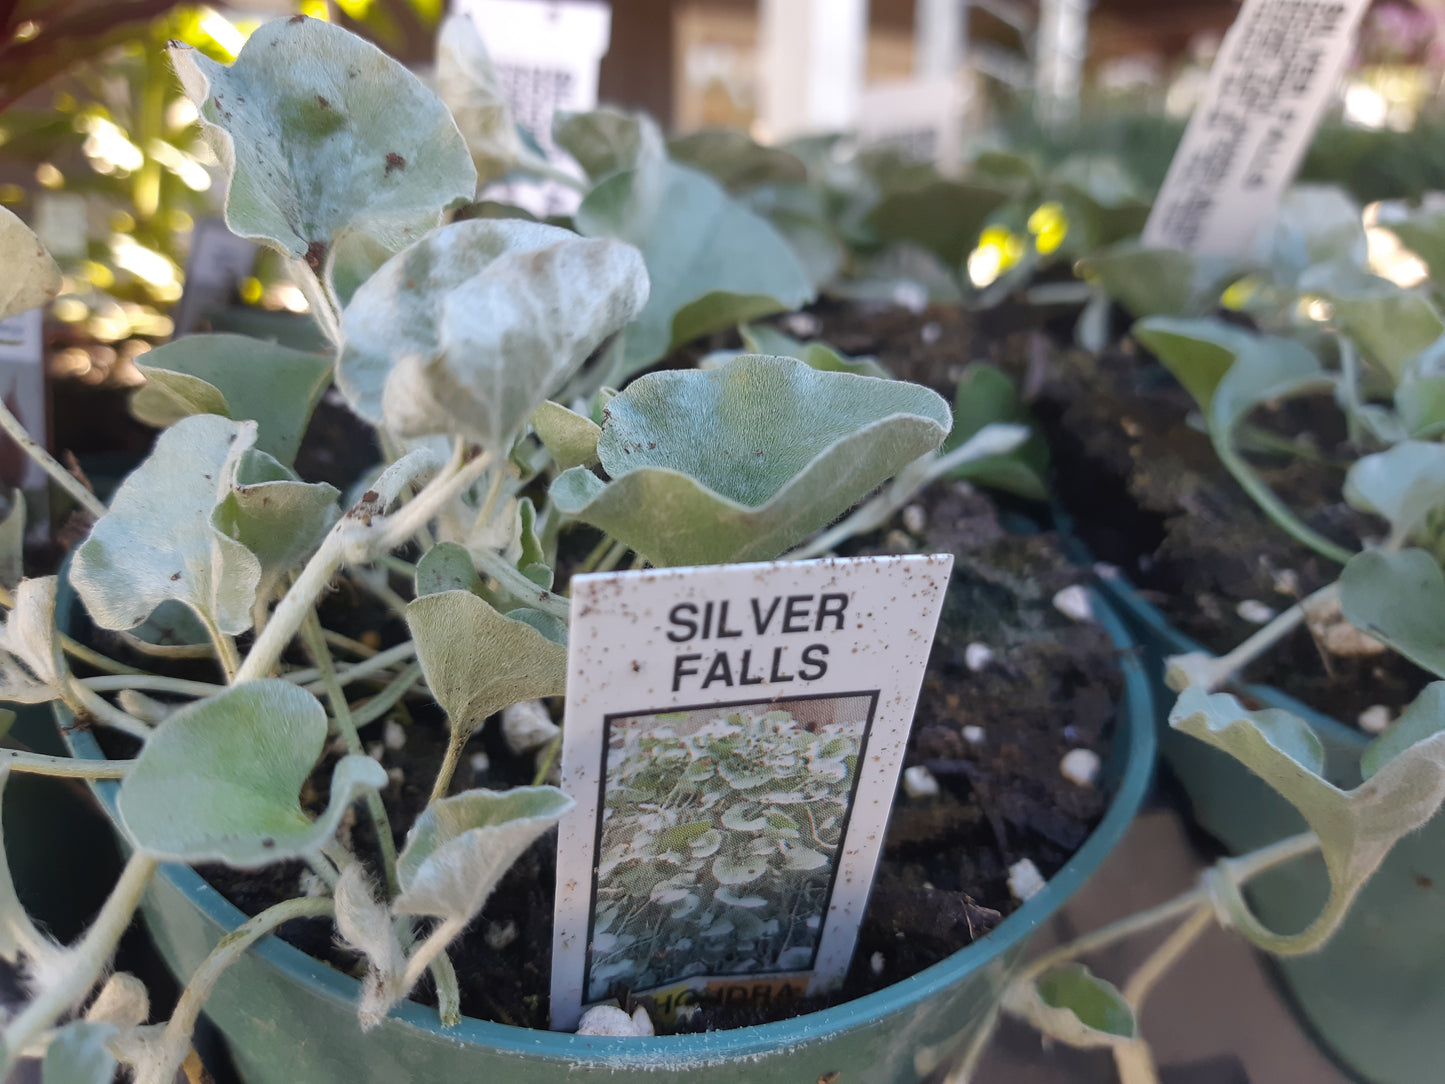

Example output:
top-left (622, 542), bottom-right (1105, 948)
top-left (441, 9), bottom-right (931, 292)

top-left (1236, 599), bottom-right (1276, 625)
top-left (576, 1005), bottom-right (655, 1037)
top-left (902, 503), bottom-right (927, 535)
top-left (963, 725), bottom-right (986, 744)
top-left (383, 719), bottom-right (406, 750)
top-left (903, 765), bottom-right (940, 799)
top-left (1052, 585), bottom-right (1094, 623)
top-left (1059, 748), bottom-right (1101, 787)
top-left (1008, 858), bottom-right (1046, 902)
top-left (1358, 705), bottom-right (1392, 734)
top-left (965, 642), bottom-right (996, 672)
top-left (503, 699), bottom-right (560, 755)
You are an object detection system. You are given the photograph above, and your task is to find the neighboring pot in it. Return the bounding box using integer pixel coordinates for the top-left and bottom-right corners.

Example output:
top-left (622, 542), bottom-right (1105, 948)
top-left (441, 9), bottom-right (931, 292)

top-left (55, 581), bottom-right (1155, 1084)
top-left (1096, 569), bottom-right (1445, 1084)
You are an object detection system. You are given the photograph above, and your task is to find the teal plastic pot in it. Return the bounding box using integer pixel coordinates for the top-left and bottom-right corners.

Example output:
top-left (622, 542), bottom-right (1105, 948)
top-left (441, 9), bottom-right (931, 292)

top-left (1096, 571), bottom-right (1445, 1084)
top-left (56, 586), bottom-right (1154, 1084)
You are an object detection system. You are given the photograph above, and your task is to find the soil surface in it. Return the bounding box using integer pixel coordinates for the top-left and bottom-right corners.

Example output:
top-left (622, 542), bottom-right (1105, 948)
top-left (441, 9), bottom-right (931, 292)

top-left (989, 321), bottom-right (1430, 723)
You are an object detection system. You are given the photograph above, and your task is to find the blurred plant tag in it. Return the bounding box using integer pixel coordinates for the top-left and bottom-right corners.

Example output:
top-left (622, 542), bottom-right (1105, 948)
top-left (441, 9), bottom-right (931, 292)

top-left (462, 0), bottom-right (611, 217)
top-left (550, 554), bottom-right (952, 1030)
top-left (1142, 0), bottom-right (1371, 256)
top-left (0, 308), bottom-right (47, 492)
top-left (173, 218), bottom-right (258, 337)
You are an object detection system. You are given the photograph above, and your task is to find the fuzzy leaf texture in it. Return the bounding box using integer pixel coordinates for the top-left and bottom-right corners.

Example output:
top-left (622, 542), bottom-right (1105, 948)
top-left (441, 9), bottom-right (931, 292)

top-left (405, 590), bottom-right (567, 744)
top-left (337, 219), bottom-right (648, 455)
top-left (1006, 963), bottom-right (1136, 1049)
top-left (1077, 241), bottom-right (1244, 319)
top-left (867, 180), bottom-right (1012, 268)
top-left (1170, 687), bottom-right (1445, 954)
top-left (130, 334), bottom-right (333, 465)
top-left (701, 324), bottom-right (890, 379)
top-left (118, 679), bottom-right (386, 867)
top-left (71, 415), bottom-right (262, 635)
top-left (394, 786), bottom-right (573, 921)
top-left (530, 400), bottom-right (602, 470)
top-left (41, 1021), bottom-right (117, 1084)
top-left (0, 206), bottom-right (61, 322)
top-left (575, 158), bottom-right (814, 382)
top-left (943, 364), bottom-right (1048, 499)
top-left (552, 355), bottom-right (951, 566)
top-left (1344, 442), bottom-right (1445, 545)
top-left (1340, 548), bottom-right (1445, 678)
top-left (0, 576), bottom-right (64, 704)
top-left (168, 15), bottom-right (475, 261)
top-left (1131, 316), bottom-right (1258, 411)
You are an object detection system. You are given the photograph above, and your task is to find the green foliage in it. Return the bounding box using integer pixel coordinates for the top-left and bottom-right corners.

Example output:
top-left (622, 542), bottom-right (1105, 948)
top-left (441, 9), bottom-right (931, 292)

top-left (553, 108), bottom-right (663, 182)
top-left (552, 355), bottom-right (951, 566)
top-left (1344, 442), bottom-right (1445, 545)
top-left (1131, 317), bottom-right (1257, 411)
top-left (395, 786), bottom-right (573, 921)
top-left (41, 1020), bottom-right (118, 1084)
top-left (667, 130), bottom-right (808, 192)
top-left (943, 364), bottom-right (1048, 499)
top-left (1171, 688), bottom-right (1445, 954)
top-left (118, 679), bottom-right (387, 866)
top-left (1013, 964), bottom-right (1136, 1047)
top-left (405, 589), bottom-right (566, 744)
top-left (72, 415), bottom-right (263, 636)
top-left (530, 401), bottom-right (602, 470)
top-left (701, 323), bottom-right (889, 379)
top-left (575, 158), bottom-right (814, 382)
top-left (0, 207), bottom-right (62, 322)
top-left (1077, 241), bottom-right (1242, 319)
top-left (337, 219), bottom-right (647, 454)
top-left (867, 181), bottom-right (1011, 268)
top-left (130, 334), bottom-right (334, 465)
top-left (1339, 549), bottom-right (1445, 678)
top-left (170, 15), bottom-right (475, 263)
top-left (435, 13), bottom-right (530, 187)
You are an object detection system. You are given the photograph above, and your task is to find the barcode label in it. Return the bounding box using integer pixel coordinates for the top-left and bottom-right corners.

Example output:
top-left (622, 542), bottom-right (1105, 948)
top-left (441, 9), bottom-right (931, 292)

top-left (1142, 0), bottom-right (1370, 256)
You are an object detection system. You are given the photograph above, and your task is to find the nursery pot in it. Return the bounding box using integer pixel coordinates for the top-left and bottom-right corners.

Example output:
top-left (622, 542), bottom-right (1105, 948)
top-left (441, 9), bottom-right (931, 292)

top-left (55, 582), bottom-right (1154, 1084)
top-left (1095, 570), bottom-right (1445, 1084)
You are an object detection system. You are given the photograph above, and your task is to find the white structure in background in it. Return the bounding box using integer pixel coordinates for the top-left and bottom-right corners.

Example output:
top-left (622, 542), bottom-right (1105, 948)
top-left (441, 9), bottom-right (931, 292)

top-left (459, 0), bottom-right (611, 215)
top-left (1035, 0), bottom-right (1090, 125)
top-left (756, 0), bottom-right (869, 142)
top-left (857, 0), bottom-right (972, 166)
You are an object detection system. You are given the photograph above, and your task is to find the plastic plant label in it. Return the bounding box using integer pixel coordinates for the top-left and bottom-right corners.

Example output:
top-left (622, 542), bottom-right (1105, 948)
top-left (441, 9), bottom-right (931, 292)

top-left (1141, 0), bottom-right (1371, 256)
top-left (0, 308), bottom-right (47, 495)
top-left (550, 553), bottom-right (952, 1030)
top-left (461, 0), bottom-right (612, 216)
top-left (173, 218), bottom-right (259, 336)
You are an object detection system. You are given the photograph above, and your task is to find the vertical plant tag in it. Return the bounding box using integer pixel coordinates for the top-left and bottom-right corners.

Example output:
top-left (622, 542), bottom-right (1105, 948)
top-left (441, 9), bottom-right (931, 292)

top-left (550, 554), bottom-right (952, 1030)
top-left (173, 218), bottom-right (259, 337)
top-left (1141, 0), bottom-right (1371, 256)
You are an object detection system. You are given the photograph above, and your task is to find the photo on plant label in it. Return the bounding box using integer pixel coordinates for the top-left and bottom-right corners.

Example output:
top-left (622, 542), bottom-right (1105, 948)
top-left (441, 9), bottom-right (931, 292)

top-left (584, 693), bottom-right (878, 1002)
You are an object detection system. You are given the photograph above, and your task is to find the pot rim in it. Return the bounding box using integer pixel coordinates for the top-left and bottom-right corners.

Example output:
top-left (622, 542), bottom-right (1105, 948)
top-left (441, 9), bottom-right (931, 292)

top-left (56, 581), bottom-right (1156, 1065)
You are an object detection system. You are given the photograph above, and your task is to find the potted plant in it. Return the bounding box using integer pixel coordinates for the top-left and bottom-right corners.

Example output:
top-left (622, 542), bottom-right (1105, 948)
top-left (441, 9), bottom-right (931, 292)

top-left (999, 183), bottom-right (1445, 1083)
top-left (0, 14), bottom-right (1161, 1084)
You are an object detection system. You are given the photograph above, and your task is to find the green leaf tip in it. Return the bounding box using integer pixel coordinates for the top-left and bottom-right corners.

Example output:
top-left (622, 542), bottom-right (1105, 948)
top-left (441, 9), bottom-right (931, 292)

top-left (551, 354), bottom-right (951, 566)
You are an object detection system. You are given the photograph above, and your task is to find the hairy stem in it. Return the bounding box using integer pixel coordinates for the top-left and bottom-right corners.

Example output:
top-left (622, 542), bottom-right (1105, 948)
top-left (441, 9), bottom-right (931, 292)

top-left (1, 748), bottom-right (131, 779)
top-left (301, 611), bottom-right (399, 897)
top-left (471, 547), bottom-right (571, 621)
top-left (350, 662), bottom-right (425, 729)
top-left (0, 398), bottom-right (106, 520)
top-left (82, 675), bottom-right (223, 698)
top-left (134, 896), bottom-right (334, 1084)
top-left (429, 734), bottom-right (466, 805)
top-left (1171, 583), bottom-right (1339, 692)
top-left (62, 677), bottom-right (151, 740)
top-left (1, 853), bottom-right (157, 1074)
top-left (400, 915), bottom-right (468, 993)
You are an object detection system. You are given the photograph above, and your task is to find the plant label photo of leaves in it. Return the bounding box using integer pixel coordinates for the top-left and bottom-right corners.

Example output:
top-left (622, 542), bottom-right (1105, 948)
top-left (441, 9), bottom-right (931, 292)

top-left (550, 554), bottom-right (952, 1031)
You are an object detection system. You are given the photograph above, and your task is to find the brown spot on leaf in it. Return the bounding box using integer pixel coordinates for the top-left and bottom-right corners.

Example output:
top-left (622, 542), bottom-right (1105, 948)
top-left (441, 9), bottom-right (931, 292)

top-left (315, 95), bottom-right (331, 109)
top-left (361, 490), bottom-right (379, 503)
top-left (385, 152), bottom-right (406, 176)
top-left (169, 572), bottom-right (181, 581)
top-left (305, 240), bottom-right (328, 272)
top-left (289, 13), bottom-right (305, 23)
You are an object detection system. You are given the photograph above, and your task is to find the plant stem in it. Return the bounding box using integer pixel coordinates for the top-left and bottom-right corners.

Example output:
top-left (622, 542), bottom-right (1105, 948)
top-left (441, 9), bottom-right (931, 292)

top-left (471, 547), bottom-right (572, 621)
top-left (593, 540), bottom-right (629, 574)
top-left (352, 567), bottom-right (412, 621)
top-left (472, 464), bottom-right (507, 534)
top-left (288, 258), bottom-right (343, 349)
top-left (0, 398), bottom-right (106, 520)
top-left (531, 733), bottom-right (561, 786)
top-left (1220, 831), bottom-right (1320, 882)
top-left (62, 677), bottom-right (152, 740)
top-left (1122, 905), bottom-right (1213, 1010)
top-left (235, 534), bottom-right (346, 684)
top-left (429, 735), bottom-right (467, 805)
top-left (1, 748), bottom-right (131, 779)
top-left (351, 663), bottom-right (425, 729)
top-left (575, 533), bottom-right (615, 577)
top-left (1176, 583), bottom-right (1339, 692)
top-left (301, 611), bottom-right (399, 898)
top-left (82, 675), bottom-right (223, 697)
top-left (58, 633), bottom-right (146, 676)
top-left (1216, 438), bottom-right (1353, 564)
top-left (291, 640), bottom-right (417, 693)
top-left (324, 628), bottom-right (379, 658)
top-left (134, 896), bottom-right (334, 1084)
top-left (400, 915), bottom-right (468, 993)
top-left (1, 853), bottom-right (157, 1075)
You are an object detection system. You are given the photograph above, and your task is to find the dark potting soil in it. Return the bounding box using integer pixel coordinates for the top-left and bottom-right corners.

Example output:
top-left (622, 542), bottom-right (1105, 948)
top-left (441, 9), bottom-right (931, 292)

top-left (806, 293), bottom-right (1430, 725)
top-left (81, 313), bottom-right (1122, 1035)
top-left (997, 326), bottom-right (1430, 723)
